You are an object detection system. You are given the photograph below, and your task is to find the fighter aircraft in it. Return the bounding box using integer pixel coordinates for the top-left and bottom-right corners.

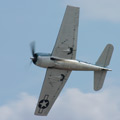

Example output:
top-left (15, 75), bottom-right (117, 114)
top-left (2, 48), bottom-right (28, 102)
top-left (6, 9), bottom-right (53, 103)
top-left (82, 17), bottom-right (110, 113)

top-left (30, 5), bottom-right (114, 116)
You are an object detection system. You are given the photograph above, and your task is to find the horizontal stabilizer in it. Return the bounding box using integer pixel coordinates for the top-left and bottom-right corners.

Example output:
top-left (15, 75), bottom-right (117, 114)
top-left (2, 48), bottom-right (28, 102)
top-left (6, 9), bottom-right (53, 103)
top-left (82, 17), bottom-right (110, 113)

top-left (96, 44), bottom-right (114, 67)
top-left (94, 71), bottom-right (107, 91)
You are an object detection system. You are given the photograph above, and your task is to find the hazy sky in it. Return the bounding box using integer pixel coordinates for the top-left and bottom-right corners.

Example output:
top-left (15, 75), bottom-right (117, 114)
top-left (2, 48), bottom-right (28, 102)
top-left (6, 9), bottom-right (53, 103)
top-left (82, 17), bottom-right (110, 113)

top-left (0, 0), bottom-right (120, 120)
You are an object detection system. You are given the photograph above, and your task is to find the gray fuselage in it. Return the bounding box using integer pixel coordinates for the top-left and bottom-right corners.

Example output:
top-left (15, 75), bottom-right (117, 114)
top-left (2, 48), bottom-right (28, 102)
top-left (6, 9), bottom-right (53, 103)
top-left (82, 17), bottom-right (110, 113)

top-left (34, 53), bottom-right (109, 71)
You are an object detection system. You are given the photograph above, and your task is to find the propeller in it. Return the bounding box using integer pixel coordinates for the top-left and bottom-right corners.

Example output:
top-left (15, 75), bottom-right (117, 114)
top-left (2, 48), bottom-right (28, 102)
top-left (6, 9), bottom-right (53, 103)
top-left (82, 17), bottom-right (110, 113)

top-left (30, 41), bottom-right (38, 64)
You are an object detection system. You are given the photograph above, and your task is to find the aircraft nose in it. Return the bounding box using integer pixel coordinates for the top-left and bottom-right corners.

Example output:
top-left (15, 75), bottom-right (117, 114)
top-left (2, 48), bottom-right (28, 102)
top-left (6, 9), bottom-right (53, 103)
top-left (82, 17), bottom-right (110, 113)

top-left (30, 54), bottom-right (38, 64)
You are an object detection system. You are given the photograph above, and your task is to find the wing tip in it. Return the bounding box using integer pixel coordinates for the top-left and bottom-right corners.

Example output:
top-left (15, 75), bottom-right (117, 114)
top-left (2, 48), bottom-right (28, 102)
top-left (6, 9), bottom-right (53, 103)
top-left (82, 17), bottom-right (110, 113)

top-left (67, 5), bottom-right (80, 9)
top-left (34, 112), bottom-right (48, 116)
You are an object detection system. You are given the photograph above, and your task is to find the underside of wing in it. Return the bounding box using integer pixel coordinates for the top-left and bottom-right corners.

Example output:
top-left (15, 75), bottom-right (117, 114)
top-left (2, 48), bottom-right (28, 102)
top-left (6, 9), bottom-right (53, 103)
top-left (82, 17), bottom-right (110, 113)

top-left (52, 5), bottom-right (79, 59)
top-left (34, 68), bottom-right (71, 116)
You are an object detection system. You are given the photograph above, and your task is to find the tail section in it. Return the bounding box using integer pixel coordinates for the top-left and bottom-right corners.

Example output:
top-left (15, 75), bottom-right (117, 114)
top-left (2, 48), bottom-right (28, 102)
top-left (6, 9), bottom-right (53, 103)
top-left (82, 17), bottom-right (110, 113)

top-left (95, 44), bottom-right (114, 67)
top-left (94, 44), bottom-right (114, 91)
top-left (94, 71), bottom-right (107, 91)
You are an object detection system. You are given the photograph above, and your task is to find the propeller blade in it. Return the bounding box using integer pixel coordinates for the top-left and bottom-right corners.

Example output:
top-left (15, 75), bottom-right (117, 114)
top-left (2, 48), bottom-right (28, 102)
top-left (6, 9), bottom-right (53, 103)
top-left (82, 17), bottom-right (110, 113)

top-left (30, 41), bottom-right (35, 56)
top-left (30, 41), bottom-right (38, 64)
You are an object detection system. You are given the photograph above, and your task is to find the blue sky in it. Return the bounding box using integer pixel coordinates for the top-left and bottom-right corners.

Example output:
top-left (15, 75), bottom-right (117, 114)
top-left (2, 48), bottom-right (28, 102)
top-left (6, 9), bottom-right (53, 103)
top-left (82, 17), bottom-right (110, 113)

top-left (0, 0), bottom-right (120, 120)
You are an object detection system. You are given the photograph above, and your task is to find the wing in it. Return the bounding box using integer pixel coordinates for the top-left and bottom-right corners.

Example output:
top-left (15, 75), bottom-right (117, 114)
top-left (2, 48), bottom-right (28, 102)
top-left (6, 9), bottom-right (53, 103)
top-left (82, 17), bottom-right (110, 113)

top-left (35, 68), bottom-right (71, 116)
top-left (52, 5), bottom-right (79, 59)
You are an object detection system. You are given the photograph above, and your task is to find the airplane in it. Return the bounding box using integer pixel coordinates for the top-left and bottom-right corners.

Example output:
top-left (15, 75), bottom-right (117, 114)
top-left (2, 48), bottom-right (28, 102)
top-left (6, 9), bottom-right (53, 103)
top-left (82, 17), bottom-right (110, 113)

top-left (30, 5), bottom-right (114, 116)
